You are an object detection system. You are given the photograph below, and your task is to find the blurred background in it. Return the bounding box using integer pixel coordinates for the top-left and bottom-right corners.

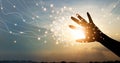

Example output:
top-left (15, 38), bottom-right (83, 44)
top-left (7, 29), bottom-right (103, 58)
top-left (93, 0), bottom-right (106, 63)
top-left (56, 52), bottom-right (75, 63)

top-left (0, 0), bottom-right (120, 62)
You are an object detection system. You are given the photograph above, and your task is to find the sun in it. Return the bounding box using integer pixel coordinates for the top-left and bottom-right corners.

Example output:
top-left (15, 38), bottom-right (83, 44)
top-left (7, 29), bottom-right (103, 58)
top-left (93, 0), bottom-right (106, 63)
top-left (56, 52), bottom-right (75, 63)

top-left (50, 17), bottom-right (86, 45)
top-left (70, 27), bottom-right (85, 40)
top-left (49, 6), bottom-right (86, 45)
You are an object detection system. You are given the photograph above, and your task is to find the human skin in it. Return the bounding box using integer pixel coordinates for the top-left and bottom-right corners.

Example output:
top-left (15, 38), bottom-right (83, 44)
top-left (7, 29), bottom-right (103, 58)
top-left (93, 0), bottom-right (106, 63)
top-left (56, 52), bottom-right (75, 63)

top-left (69, 12), bottom-right (120, 57)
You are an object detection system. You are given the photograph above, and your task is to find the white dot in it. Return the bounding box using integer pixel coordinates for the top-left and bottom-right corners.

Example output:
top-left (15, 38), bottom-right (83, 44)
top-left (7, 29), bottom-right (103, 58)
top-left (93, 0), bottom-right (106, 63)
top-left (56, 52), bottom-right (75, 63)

top-left (56, 41), bottom-right (59, 44)
top-left (36, 3), bottom-right (39, 6)
top-left (36, 15), bottom-right (39, 18)
top-left (14, 41), bottom-right (16, 43)
top-left (45, 31), bottom-right (48, 34)
top-left (38, 29), bottom-right (41, 32)
top-left (43, 8), bottom-right (47, 11)
top-left (50, 4), bottom-right (54, 7)
top-left (20, 32), bottom-right (24, 34)
top-left (14, 23), bottom-right (17, 26)
top-left (1, 7), bottom-right (3, 10)
top-left (63, 6), bottom-right (66, 9)
top-left (13, 5), bottom-right (16, 8)
top-left (38, 37), bottom-right (41, 40)
top-left (9, 31), bottom-right (12, 34)
top-left (23, 19), bottom-right (26, 22)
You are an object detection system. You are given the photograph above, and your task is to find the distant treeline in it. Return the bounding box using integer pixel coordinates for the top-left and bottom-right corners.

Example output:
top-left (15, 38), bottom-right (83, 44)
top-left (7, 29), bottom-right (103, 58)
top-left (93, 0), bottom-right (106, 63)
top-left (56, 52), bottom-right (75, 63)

top-left (0, 60), bottom-right (119, 63)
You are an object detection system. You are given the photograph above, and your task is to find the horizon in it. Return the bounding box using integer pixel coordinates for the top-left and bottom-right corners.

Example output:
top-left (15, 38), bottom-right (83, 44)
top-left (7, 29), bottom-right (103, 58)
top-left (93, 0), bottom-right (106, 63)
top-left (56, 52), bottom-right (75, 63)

top-left (0, 0), bottom-right (120, 62)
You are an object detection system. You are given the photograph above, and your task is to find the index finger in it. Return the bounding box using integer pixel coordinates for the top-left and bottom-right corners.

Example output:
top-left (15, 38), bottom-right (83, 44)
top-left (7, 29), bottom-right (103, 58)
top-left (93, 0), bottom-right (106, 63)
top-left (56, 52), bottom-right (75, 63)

top-left (71, 16), bottom-right (86, 26)
top-left (87, 12), bottom-right (94, 24)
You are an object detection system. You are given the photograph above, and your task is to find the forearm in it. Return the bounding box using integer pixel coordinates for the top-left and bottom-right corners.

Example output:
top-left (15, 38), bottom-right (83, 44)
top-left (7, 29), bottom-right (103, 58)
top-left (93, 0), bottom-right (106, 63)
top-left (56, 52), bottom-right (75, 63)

top-left (98, 33), bottom-right (120, 57)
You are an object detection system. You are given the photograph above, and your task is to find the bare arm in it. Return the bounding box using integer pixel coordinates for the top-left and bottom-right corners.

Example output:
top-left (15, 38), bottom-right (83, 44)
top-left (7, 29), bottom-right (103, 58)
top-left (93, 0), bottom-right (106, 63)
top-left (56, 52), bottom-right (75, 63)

top-left (69, 12), bottom-right (120, 57)
top-left (99, 33), bottom-right (120, 57)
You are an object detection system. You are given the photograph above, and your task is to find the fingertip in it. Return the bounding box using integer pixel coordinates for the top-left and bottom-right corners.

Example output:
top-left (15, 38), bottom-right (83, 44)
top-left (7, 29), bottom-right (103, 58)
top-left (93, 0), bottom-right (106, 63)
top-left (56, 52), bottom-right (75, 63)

top-left (76, 13), bottom-right (79, 16)
top-left (87, 13), bottom-right (90, 17)
top-left (71, 16), bottom-right (73, 19)
top-left (69, 25), bottom-right (76, 29)
top-left (87, 12), bottom-right (89, 14)
top-left (69, 25), bottom-right (72, 28)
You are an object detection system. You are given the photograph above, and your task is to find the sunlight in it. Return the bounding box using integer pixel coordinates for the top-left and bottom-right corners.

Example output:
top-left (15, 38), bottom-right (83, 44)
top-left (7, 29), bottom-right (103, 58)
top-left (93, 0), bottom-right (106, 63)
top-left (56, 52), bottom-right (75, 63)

top-left (70, 28), bottom-right (85, 40)
top-left (49, 7), bottom-right (87, 45)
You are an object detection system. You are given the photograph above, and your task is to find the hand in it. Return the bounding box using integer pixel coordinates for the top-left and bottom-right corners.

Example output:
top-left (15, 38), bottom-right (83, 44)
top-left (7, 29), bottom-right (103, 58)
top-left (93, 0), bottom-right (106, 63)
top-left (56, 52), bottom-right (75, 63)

top-left (69, 12), bottom-right (103, 43)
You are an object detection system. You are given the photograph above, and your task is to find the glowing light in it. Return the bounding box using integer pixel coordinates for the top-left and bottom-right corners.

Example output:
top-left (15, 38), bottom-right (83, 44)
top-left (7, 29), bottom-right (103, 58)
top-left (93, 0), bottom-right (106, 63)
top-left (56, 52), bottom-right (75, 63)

top-left (13, 5), bottom-right (16, 8)
top-left (49, 7), bottom-right (87, 45)
top-left (45, 31), bottom-right (48, 34)
top-left (56, 41), bottom-right (59, 45)
top-left (14, 40), bottom-right (16, 43)
top-left (36, 3), bottom-right (39, 6)
top-left (43, 8), bottom-right (47, 11)
top-left (38, 29), bottom-right (41, 32)
top-left (9, 31), bottom-right (12, 34)
top-left (63, 6), bottom-right (66, 9)
top-left (20, 32), bottom-right (24, 34)
top-left (14, 23), bottom-right (17, 26)
top-left (23, 19), bottom-right (26, 22)
top-left (1, 7), bottom-right (3, 10)
top-left (50, 4), bottom-right (54, 7)
top-left (70, 28), bottom-right (85, 40)
top-left (37, 37), bottom-right (41, 40)
top-left (36, 15), bottom-right (39, 18)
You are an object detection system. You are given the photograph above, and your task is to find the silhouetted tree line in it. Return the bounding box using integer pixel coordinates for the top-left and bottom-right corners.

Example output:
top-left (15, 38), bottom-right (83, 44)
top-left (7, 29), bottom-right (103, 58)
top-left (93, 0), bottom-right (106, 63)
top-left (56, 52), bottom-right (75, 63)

top-left (0, 60), bottom-right (119, 63)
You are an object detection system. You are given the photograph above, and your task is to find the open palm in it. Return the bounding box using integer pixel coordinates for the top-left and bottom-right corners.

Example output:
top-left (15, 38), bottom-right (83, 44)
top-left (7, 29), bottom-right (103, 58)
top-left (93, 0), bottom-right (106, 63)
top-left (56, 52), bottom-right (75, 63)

top-left (69, 12), bottom-right (103, 42)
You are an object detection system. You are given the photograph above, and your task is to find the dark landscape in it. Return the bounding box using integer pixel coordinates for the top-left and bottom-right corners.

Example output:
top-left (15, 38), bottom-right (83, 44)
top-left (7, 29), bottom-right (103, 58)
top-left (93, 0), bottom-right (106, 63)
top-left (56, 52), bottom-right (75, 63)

top-left (0, 60), bottom-right (120, 63)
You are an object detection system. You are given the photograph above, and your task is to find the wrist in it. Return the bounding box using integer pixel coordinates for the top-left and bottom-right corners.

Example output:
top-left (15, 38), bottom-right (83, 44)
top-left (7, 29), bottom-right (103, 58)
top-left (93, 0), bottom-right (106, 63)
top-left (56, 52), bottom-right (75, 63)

top-left (97, 33), bottom-right (114, 43)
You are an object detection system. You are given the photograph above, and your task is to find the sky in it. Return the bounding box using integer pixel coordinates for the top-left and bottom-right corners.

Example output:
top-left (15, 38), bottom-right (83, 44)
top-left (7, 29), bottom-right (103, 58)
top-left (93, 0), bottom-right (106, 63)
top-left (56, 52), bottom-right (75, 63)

top-left (0, 0), bottom-right (120, 62)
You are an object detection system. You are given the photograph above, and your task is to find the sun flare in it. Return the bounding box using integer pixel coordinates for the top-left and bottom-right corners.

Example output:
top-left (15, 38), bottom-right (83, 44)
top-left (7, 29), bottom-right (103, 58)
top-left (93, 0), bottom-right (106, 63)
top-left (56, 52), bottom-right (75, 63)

top-left (50, 16), bottom-right (86, 45)
top-left (49, 6), bottom-right (87, 46)
top-left (70, 28), bottom-right (85, 40)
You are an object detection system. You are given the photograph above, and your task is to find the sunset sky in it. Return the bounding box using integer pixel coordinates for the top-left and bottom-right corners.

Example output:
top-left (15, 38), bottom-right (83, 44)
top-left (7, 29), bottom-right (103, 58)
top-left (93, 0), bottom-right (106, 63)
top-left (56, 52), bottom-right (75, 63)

top-left (0, 0), bottom-right (120, 62)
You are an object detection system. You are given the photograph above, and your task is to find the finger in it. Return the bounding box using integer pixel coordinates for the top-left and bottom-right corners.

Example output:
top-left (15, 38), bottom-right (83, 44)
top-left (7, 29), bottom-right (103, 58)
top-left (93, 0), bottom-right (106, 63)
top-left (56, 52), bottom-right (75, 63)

top-left (71, 16), bottom-right (80, 23)
top-left (76, 14), bottom-right (87, 23)
top-left (71, 16), bottom-right (86, 26)
top-left (69, 25), bottom-right (76, 29)
top-left (87, 12), bottom-right (94, 24)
